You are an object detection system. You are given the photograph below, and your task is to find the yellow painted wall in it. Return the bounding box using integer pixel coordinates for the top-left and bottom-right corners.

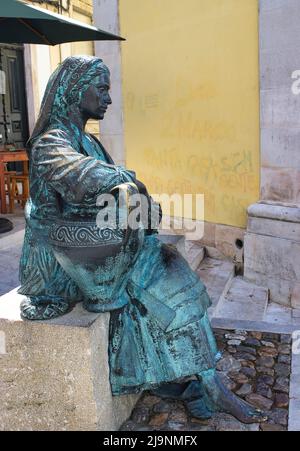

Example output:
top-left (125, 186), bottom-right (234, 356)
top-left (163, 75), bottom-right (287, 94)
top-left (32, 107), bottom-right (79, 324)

top-left (119, 0), bottom-right (260, 227)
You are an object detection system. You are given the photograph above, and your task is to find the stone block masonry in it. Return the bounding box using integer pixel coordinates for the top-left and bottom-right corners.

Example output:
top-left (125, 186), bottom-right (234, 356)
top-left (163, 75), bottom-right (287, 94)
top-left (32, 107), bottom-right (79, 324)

top-left (0, 290), bottom-right (138, 431)
top-left (72, 0), bottom-right (93, 16)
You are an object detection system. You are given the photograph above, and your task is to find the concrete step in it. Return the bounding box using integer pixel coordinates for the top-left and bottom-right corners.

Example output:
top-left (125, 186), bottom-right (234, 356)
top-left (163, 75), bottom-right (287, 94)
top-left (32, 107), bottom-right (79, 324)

top-left (213, 276), bottom-right (269, 322)
top-left (176, 237), bottom-right (205, 271)
top-left (197, 257), bottom-right (235, 317)
top-left (158, 234), bottom-right (205, 271)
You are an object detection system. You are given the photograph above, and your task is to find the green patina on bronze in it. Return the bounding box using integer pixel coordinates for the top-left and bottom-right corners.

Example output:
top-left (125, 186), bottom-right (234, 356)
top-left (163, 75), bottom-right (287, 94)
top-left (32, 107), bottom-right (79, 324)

top-left (18, 56), bottom-right (267, 423)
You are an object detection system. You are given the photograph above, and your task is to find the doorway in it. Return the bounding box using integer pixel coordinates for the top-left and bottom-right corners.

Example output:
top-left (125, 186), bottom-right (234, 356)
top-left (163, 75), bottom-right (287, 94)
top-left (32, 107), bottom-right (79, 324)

top-left (0, 44), bottom-right (29, 149)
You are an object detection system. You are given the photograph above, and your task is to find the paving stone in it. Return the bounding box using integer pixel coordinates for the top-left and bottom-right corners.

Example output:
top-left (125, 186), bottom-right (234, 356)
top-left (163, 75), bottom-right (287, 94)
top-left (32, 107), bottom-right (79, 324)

top-left (244, 338), bottom-right (261, 347)
top-left (142, 395), bottom-right (161, 408)
top-left (254, 367), bottom-right (275, 376)
top-left (234, 330), bottom-right (248, 336)
top-left (263, 333), bottom-right (280, 341)
top-left (236, 346), bottom-right (257, 356)
top-left (190, 417), bottom-right (211, 425)
top-left (267, 409), bottom-right (288, 427)
top-left (257, 375), bottom-right (274, 386)
top-left (216, 356), bottom-right (241, 373)
top-left (246, 394), bottom-right (274, 411)
top-left (149, 413), bottom-right (169, 427)
top-left (257, 356), bottom-right (275, 368)
top-left (236, 352), bottom-right (257, 362)
top-left (256, 383), bottom-right (273, 399)
top-left (241, 367), bottom-right (257, 379)
top-left (225, 334), bottom-right (247, 342)
top-left (214, 329), bottom-right (232, 336)
top-left (135, 425), bottom-right (158, 431)
top-left (278, 355), bottom-right (291, 365)
top-left (227, 340), bottom-right (242, 346)
top-left (250, 332), bottom-right (263, 340)
top-left (275, 364), bottom-right (290, 377)
top-left (213, 413), bottom-right (259, 432)
top-left (278, 345), bottom-right (291, 355)
top-left (167, 421), bottom-right (186, 431)
top-left (120, 421), bottom-right (137, 431)
top-left (228, 372), bottom-right (249, 385)
top-left (131, 407), bottom-right (150, 424)
top-left (235, 384), bottom-right (253, 397)
top-left (261, 341), bottom-right (276, 348)
top-left (169, 408), bottom-right (187, 424)
top-left (260, 423), bottom-right (286, 432)
top-left (241, 361), bottom-right (255, 369)
top-left (258, 347), bottom-right (278, 358)
top-left (188, 424), bottom-right (216, 431)
top-left (280, 335), bottom-right (292, 345)
top-left (152, 400), bottom-right (173, 414)
top-left (274, 377), bottom-right (290, 394)
top-left (275, 393), bottom-right (289, 409)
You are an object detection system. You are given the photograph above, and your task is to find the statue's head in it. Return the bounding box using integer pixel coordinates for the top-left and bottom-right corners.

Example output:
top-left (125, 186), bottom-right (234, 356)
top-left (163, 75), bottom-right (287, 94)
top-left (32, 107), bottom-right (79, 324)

top-left (78, 66), bottom-right (112, 121)
top-left (50, 55), bottom-right (111, 120)
top-left (30, 55), bottom-right (111, 145)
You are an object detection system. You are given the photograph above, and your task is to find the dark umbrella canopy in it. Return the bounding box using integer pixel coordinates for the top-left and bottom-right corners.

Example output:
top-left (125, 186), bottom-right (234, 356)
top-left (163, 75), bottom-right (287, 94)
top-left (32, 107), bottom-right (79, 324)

top-left (0, 0), bottom-right (125, 45)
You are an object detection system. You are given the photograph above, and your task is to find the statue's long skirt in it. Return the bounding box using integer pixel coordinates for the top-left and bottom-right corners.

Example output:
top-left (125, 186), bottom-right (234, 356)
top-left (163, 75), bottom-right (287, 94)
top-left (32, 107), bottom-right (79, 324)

top-left (20, 229), bottom-right (218, 396)
top-left (108, 235), bottom-right (218, 396)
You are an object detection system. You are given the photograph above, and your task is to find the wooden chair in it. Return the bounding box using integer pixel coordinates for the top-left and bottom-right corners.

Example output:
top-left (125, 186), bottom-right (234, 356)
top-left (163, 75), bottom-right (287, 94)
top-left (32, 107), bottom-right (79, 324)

top-left (4, 162), bottom-right (29, 213)
top-left (9, 174), bottom-right (29, 213)
top-left (4, 169), bottom-right (16, 213)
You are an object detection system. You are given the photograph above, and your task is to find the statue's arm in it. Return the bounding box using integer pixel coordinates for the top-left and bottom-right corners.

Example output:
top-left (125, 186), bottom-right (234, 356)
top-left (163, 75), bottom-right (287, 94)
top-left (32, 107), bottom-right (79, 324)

top-left (31, 129), bottom-right (136, 205)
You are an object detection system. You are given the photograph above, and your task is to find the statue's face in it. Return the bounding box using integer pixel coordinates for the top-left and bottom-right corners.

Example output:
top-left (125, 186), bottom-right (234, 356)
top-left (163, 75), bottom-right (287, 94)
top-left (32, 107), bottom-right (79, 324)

top-left (79, 71), bottom-right (112, 120)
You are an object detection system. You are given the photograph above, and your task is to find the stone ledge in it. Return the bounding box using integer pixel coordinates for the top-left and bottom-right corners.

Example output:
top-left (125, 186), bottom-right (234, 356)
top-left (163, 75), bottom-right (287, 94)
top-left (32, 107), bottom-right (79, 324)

top-left (0, 289), bottom-right (138, 431)
top-left (247, 202), bottom-right (300, 224)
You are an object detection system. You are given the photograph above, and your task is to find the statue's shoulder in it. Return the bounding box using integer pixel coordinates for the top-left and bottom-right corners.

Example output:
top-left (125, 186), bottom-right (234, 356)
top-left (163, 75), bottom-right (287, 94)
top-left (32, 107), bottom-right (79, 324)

top-left (31, 128), bottom-right (75, 154)
top-left (36, 128), bottom-right (71, 145)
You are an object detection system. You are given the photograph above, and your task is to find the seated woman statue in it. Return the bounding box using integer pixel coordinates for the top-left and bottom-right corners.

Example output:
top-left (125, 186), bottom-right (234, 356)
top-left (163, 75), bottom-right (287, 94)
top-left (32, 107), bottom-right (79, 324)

top-left (19, 55), bottom-right (266, 424)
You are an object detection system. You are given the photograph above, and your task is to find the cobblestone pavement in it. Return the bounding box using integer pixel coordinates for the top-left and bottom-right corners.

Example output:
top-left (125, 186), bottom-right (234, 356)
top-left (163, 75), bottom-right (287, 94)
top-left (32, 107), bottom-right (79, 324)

top-left (121, 330), bottom-right (291, 432)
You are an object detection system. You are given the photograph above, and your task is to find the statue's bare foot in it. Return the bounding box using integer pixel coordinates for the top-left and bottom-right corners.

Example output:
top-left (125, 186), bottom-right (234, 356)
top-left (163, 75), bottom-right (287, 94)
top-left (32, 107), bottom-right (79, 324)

top-left (200, 373), bottom-right (268, 424)
top-left (21, 298), bottom-right (70, 321)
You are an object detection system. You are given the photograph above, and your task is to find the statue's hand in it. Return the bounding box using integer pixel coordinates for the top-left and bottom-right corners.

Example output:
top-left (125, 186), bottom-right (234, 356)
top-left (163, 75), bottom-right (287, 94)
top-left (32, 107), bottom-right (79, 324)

top-left (134, 179), bottom-right (149, 197)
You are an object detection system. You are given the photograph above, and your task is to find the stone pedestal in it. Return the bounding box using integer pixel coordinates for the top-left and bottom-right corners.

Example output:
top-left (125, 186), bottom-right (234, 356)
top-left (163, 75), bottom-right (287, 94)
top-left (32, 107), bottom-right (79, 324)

top-left (244, 202), bottom-right (300, 307)
top-left (0, 289), bottom-right (138, 431)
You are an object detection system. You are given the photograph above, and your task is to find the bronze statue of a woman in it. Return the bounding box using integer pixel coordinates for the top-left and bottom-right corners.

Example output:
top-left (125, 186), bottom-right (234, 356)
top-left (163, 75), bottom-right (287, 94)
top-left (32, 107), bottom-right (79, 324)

top-left (19, 56), bottom-right (267, 424)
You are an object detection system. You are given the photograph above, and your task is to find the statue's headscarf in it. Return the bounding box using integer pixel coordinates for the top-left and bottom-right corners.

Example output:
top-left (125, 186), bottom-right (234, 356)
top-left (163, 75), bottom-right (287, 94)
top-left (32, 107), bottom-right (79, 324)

top-left (29, 55), bottom-right (109, 147)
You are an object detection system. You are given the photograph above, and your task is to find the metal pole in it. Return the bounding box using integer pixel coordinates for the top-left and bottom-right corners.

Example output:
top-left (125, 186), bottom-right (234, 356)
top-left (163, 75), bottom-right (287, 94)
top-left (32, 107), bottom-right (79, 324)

top-left (0, 48), bottom-right (8, 144)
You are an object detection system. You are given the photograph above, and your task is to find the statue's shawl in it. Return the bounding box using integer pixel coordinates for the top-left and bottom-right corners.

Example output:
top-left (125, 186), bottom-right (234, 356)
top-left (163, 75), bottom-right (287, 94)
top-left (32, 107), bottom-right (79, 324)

top-left (28, 55), bottom-right (110, 151)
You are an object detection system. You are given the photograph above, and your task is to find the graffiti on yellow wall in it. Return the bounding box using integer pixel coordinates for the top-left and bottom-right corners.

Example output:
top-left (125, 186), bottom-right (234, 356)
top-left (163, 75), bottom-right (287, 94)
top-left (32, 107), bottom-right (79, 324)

top-left (120, 0), bottom-right (260, 227)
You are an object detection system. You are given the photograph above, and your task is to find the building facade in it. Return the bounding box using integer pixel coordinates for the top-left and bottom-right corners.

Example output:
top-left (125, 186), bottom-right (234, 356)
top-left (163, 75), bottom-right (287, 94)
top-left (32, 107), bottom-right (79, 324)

top-left (93, 0), bottom-right (300, 308)
top-left (0, 0), bottom-right (96, 148)
top-left (1, 0), bottom-right (298, 308)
